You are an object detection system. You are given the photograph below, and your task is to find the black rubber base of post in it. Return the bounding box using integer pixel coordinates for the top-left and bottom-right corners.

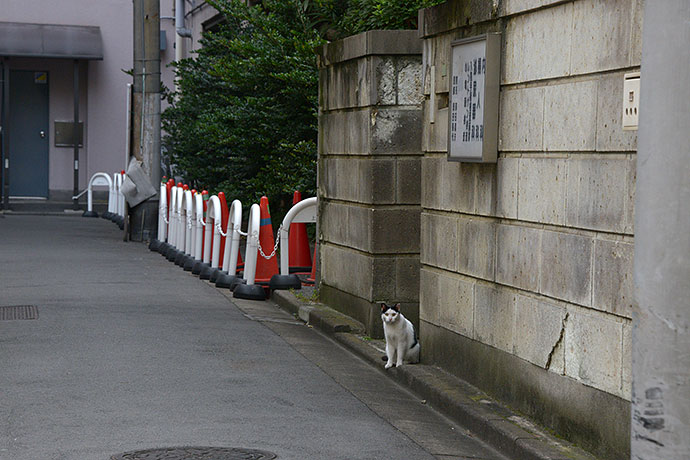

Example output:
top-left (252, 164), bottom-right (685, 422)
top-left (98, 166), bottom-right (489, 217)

top-left (215, 273), bottom-right (240, 289)
top-left (183, 257), bottom-right (197, 272)
top-left (199, 265), bottom-right (216, 280)
top-left (269, 274), bottom-right (302, 290)
top-left (209, 268), bottom-right (224, 283)
top-left (166, 248), bottom-right (180, 262)
top-left (82, 210), bottom-right (99, 218)
top-left (233, 283), bottom-right (266, 300)
top-left (192, 262), bottom-right (210, 276)
top-left (174, 251), bottom-right (186, 266)
top-left (230, 278), bottom-right (246, 291)
top-left (101, 212), bottom-right (112, 220)
top-left (149, 239), bottom-right (161, 252)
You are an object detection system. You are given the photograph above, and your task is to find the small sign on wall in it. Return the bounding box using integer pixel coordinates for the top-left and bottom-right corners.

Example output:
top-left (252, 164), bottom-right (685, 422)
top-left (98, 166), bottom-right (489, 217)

top-left (448, 33), bottom-right (500, 163)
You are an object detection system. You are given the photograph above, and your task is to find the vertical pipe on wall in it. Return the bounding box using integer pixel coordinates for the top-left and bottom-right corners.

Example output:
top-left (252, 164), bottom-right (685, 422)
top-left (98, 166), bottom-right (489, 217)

top-left (632, 1), bottom-right (690, 459)
top-left (1, 58), bottom-right (9, 210)
top-left (72, 59), bottom-right (80, 210)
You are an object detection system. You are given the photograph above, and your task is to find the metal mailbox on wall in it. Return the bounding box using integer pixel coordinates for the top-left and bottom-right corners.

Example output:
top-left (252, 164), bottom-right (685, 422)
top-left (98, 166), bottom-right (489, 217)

top-left (448, 33), bottom-right (500, 163)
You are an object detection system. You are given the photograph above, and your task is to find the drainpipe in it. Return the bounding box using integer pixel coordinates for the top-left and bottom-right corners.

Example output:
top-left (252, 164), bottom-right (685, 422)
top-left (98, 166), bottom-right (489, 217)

top-left (175, 0), bottom-right (192, 64)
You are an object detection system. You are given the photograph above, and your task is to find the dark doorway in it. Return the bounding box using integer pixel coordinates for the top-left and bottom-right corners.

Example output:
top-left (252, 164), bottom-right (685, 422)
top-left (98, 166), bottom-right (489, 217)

top-left (9, 70), bottom-right (49, 197)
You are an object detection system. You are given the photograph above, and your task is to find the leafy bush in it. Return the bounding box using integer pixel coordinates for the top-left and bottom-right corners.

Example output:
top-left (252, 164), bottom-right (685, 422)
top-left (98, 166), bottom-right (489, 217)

top-left (162, 0), bottom-right (444, 220)
top-left (163, 0), bottom-right (322, 218)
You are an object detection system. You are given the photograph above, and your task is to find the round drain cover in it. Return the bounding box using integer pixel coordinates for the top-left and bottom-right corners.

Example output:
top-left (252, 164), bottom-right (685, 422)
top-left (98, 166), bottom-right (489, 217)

top-left (110, 447), bottom-right (277, 460)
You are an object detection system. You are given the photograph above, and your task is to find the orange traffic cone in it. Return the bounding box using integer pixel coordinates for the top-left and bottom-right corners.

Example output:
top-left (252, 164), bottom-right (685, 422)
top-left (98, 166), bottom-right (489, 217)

top-left (288, 191), bottom-right (312, 274)
top-left (254, 196), bottom-right (279, 284)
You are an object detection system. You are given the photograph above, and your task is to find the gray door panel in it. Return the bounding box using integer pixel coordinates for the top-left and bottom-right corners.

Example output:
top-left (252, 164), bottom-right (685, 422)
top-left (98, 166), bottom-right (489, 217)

top-left (9, 70), bottom-right (49, 197)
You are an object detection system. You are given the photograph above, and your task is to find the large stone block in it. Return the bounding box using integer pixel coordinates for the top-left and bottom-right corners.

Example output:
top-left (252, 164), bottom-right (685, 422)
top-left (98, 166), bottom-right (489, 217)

top-left (622, 320), bottom-right (632, 400)
top-left (370, 158), bottom-right (397, 204)
top-left (371, 207), bottom-right (421, 253)
top-left (396, 256), bottom-right (420, 302)
top-left (571, 0), bottom-right (633, 74)
top-left (440, 159), bottom-right (474, 214)
top-left (372, 256), bottom-right (397, 300)
top-left (397, 56), bottom-right (424, 106)
top-left (630, 0), bottom-right (643, 66)
top-left (474, 283), bottom-right (516, 353)
top-left (371, 108), bottom-right (423, 155)
top-left (457, 216), bottom-right (496, 281)
top-left (396, 157), bottom-right (422, 204)
top-left (422, 100), bottom-right (449, 154)
top-left (375, 56), bottom-right (396, 105)
top-left (421, 212), bottom-right (457, 272)
top-left (321, 201), bottom-right (350, 247)
top-left (595, 72), bottom-right (638, 152)
top-left (344, 204), bottom-right (372, 252)
top-left (544, 80), bottom-right (598, 151)
top-left (514, 294), bottom-right (567, 372)
top-left (437, 270), bottom-right (475, 338)
top-left (496, 224), bottom-right (541, 292)
top-left (565, 156), bottom-right (631, 233)
top-left (421, 155), bottom-right (442, 209)
top-left (474, 163), bottom-right (497, 216)
top-left (496, 157), bottom-right (518, 219)
top-left (565, 309), bottom-right (624, 397)
top-left (324, 57), bottom-right (372, 110)
top-left (625, 155), bottom-right (636, 235)
top-left (540, 230), bottom-right (593, 306)
top-left (317, 30), bottom-right (422, 68)
top-left (501, 0), bottom-right (567, 15)
top-left (431, 33), bottom-right (451, 94)
top-left (503, 3), bottom-right (573, 84)
top-left (420, 267), bottom-right (440, 326)
top-left (499, 87), bottom-right (544, 151)
top-left (321, 243), bottom-right (373, 300)
top-left (593, 239), bottom-right (634, 318)
top-left (517, 157), bottom-right (567, 225)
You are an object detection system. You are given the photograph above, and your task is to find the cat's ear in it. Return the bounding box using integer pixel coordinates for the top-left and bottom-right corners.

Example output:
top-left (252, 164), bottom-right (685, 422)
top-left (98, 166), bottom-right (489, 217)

top-left (380, 302), bottom-right (388, 312)
top-left (393, 303), bottom-right (401, 312)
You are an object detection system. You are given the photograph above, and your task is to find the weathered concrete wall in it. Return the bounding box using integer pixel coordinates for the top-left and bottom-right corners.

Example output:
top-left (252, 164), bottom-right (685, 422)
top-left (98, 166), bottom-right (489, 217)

top-left (418, 1), bottom-right (641, 459)
top-left (317, 30), bottom-right (423, 338)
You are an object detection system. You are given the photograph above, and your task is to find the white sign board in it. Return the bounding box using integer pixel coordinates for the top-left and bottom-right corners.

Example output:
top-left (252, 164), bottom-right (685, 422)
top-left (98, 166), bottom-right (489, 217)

top-left (448, 34), bottom-right (500, 163)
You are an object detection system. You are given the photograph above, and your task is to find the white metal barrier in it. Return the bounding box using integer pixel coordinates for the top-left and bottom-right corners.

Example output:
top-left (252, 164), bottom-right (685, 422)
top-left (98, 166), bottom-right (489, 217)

top-left (157, 183), bottom-right (167, 243)
top-left (278, 197), bottom-right (317, 276)
top-left (221, 199), bottom-right (243, 276)
top-left (233, 203), bottom-right (266, 300)
top-left (73, 172), bottom-right (115, 218)
top-left (203, 195), bottom-right (222, 269)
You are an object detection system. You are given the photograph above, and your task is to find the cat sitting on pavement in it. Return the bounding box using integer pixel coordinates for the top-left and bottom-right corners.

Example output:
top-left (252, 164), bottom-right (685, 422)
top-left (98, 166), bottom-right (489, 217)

top-left (380, 302), bottom-right (420, 368)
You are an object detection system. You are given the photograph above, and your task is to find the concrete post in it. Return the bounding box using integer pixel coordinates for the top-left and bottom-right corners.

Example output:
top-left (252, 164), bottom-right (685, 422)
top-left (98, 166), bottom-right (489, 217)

top-left (131, 0), bottom-right (161, 241)
top-left (632, 2), bottom-right (690, 458)
top-left (317, 30), bottom-right (423, 337)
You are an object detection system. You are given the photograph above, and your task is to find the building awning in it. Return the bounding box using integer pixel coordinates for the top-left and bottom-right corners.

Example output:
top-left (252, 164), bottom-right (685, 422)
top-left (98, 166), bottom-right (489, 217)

top-left (0, 22), bottom-right (103, 60)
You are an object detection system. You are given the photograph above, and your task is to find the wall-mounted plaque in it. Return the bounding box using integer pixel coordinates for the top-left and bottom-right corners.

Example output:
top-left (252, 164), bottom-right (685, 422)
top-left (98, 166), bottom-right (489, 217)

top-left (448, 33), bottom-right (500, 163)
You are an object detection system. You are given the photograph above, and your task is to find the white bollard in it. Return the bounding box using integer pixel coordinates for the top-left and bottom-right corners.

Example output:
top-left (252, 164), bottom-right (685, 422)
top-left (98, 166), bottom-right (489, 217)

top-left (269, 197), bottom-right (317, 290)
top-left (214, 199), bottom-right (243, 289)
top-left (233, 203), bottom-right (266, 300)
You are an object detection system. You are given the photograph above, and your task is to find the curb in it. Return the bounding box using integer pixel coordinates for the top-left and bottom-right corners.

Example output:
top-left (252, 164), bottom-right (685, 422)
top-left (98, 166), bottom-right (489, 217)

top-left (271, 289), bottom-right (597, 460)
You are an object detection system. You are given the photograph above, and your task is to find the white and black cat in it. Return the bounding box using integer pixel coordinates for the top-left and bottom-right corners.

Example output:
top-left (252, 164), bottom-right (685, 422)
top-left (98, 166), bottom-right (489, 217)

top-left (380, 302), bottom-right (420, 368)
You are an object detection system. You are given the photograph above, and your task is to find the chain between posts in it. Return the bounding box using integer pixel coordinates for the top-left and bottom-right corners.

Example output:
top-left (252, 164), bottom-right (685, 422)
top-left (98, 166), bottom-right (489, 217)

top-left (257, 224), bottom-right (282, 260)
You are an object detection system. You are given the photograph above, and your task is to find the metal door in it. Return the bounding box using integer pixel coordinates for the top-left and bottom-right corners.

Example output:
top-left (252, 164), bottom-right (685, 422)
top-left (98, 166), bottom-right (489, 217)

top-left (9, 70), bottom-right (49, 197)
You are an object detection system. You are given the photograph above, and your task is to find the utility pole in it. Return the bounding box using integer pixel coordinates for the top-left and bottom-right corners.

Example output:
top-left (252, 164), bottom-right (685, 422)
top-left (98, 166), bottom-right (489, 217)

top-left (131, 0), bottom-right (161, 241)
top-left (632, 1), bottom-right (690, 458)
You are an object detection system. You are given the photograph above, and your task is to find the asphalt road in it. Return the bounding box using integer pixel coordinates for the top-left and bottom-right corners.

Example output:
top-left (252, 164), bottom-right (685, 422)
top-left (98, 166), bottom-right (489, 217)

top-left (0, 215), bottom-right (506, 460)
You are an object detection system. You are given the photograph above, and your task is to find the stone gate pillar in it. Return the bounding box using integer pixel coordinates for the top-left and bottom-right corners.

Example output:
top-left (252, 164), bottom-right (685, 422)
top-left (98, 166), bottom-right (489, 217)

top-left (317, 30), bottom-right (423, 337)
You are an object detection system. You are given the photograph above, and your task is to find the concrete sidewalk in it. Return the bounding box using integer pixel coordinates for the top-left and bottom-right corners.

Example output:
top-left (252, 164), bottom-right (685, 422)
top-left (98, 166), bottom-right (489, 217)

top-left (0, 215), bottom-right (508, 460)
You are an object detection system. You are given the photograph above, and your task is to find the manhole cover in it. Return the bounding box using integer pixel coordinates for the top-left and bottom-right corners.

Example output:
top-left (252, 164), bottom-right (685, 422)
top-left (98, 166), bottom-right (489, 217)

top-left (0, 305), bottom-right (38, 321)
top-left (110, 447), bottom-right (277, 460)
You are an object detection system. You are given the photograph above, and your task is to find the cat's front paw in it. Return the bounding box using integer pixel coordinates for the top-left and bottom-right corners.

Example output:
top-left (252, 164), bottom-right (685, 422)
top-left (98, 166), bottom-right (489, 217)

top-left (396, 361), bottom-right (404, 367)
top-left (384, 361), bottom-right (393, 369)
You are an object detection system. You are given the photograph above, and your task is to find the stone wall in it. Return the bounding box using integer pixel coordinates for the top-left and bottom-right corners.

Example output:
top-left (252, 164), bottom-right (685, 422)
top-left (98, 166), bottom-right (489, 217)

top-left (317, 30), bottom-right (423, 337)
top-left (418, 1), bottom-right (641, 459)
